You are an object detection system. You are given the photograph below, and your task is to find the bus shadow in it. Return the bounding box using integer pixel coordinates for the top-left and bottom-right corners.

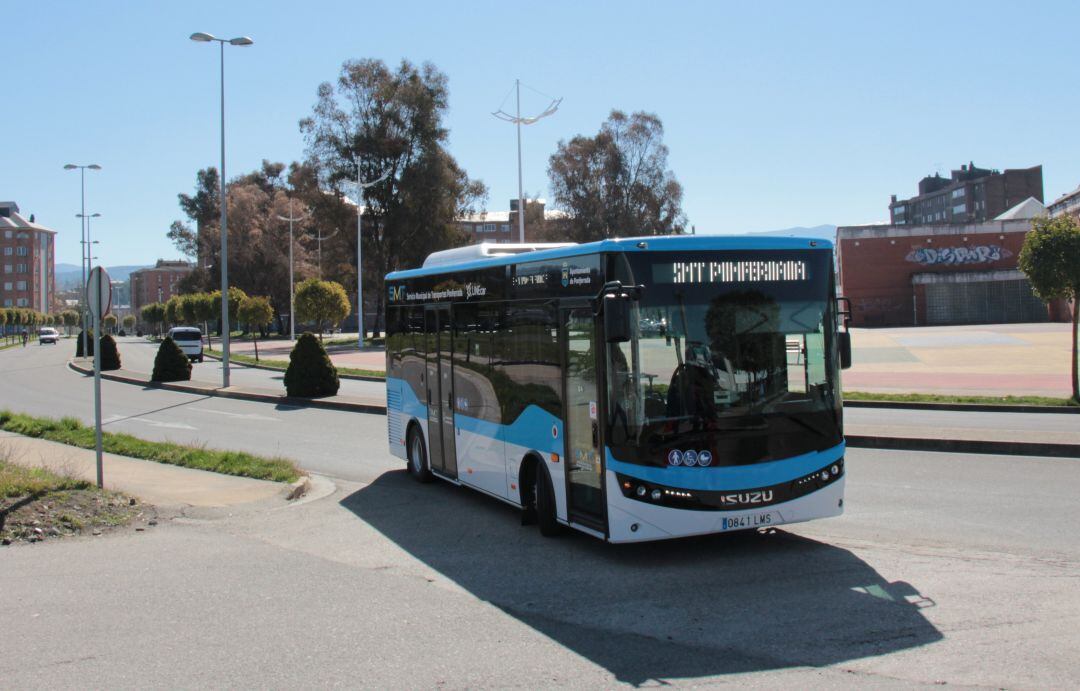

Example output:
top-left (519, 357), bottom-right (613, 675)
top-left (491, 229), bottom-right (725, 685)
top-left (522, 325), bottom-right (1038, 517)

top-left (340, 471), bottom-right (942, 684)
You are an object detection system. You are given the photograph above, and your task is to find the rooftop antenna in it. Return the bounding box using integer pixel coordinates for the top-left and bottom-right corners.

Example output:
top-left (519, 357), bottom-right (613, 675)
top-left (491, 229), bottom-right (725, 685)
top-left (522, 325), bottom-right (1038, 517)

top-left (493, 80), bottom-right (561, 243)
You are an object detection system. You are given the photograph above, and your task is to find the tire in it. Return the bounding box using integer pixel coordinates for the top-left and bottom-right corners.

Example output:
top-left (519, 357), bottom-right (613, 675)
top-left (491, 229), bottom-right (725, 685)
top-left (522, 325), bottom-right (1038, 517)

top-left (407, 427), bottom-right (434, 483)
top-left (534, 462), bottom-right (562, 537)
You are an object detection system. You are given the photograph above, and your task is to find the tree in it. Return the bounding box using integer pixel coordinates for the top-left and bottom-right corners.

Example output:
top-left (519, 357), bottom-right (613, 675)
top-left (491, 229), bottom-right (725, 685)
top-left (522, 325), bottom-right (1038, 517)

top-left (168, 167), bottom-right (220, 264)
top-left (1019, 215), bottom-right (1080, 403)
top-left (141, 303), bottom-right (166, 336)
top-left (546, 110), bottom-right (686, 242)
top-left (165, 295), bottom-right (184, 326)
top-left (191, 293), bottom-right (216, 347)
top-left (122, 314), bottom-right (136, 331)
top-left (294, 279), bottom-right (350, 341)
top-left (300, 58), bottom-right (486, 337)
top-left (61, 310), bottom-right (80, 336)
top-left (211, 287), bottom-right (248, 334)
top-left (237, 295), bottom-right (274, 361)
top-left (103, 314), bottom-right (118, 334)
top-left (284, 332), bottom-right (339, 397)
top-left (99, 334), bottom-right (121, 371)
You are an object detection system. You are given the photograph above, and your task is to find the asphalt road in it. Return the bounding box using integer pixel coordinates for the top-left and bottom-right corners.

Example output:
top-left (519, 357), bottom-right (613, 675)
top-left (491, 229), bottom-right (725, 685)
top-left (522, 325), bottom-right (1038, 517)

top-left (2, 338), bottom-right (1079, 687)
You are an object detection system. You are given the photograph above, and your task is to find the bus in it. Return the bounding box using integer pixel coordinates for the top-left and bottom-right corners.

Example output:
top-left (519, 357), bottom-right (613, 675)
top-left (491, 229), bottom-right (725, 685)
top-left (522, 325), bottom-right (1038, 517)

top-left (384, 235), bottom-right (852, 543)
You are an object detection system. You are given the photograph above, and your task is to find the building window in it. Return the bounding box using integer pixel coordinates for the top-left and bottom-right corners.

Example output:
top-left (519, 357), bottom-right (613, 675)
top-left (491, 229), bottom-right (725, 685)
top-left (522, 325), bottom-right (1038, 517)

top-left (951, 188), bottom-right (965, 199)
top-left (3, 265), bottom-right (10, 274)
top-left (16, 264), bottom-right (27, 273)
top-left (3, 231), bottom-right (10, 239)
top-left (15, 281), bottom-right (26, 290)
top-left (952, 203), bottom-right (966, 215)
top-left (500, 224), bottom-right (510, 233)
top-left (2, 248), bottom-right (10, 256)
top-left (16, 298), bottom-right (27, 307)
top-left (2, 299), bottom-right (10, 306)
top-left (483, 223), bottom-right (496, 233)
top-left (15, 247), bottom-right (27, 256)
top-left (2, 282), bottom-right (10, 291)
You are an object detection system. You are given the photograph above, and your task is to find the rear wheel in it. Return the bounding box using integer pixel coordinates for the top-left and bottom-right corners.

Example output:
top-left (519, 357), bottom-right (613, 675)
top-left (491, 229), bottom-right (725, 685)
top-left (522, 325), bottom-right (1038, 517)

top-left (407, 427), bottom-right (434, 483)
top-left (534, 463), bottom-right (562, 537)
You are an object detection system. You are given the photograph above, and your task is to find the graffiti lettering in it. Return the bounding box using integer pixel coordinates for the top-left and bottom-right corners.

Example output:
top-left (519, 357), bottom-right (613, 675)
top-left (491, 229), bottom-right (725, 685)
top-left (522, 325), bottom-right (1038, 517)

top-left (905, 245), bottom-right (1012, 266)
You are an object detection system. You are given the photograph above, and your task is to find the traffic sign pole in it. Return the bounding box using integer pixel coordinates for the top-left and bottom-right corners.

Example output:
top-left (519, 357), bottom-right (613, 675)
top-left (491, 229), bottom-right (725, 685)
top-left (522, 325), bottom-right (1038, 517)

top-left (87, 267), bottom-right (111, 489)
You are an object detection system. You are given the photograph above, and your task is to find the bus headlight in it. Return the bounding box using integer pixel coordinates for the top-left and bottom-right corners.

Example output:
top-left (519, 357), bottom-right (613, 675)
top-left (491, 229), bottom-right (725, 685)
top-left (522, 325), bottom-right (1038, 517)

top-left (636, 485), bottom-right (647, 498)
top-left (650, 489), bottom-right (663, 501)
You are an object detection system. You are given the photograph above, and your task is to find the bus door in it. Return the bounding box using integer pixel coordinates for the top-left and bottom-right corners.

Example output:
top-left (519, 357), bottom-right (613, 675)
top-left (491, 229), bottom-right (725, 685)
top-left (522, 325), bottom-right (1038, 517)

top-left (424, 305), bottom-right (457, 478)
top-left (561, 305), bottom-right (606, 529)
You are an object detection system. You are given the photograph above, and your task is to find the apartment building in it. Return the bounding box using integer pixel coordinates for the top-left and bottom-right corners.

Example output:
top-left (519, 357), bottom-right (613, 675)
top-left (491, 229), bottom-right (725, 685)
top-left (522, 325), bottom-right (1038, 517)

top-left (0, 201), bottom-right (56, 313)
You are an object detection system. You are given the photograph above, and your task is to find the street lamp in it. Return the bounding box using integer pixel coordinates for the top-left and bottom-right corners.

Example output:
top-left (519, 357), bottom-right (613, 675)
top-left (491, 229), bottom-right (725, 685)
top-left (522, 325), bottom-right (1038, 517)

top-left (349, 160), bottom-right (390, 348)
top-left (276, 200), bottom-right (310, 342)
top-left (64, 163), bottom-right (101, 358)
top-left (189, 31), bottom-right (253, 388)
top-left (492, 80), bottom-right (561, 243)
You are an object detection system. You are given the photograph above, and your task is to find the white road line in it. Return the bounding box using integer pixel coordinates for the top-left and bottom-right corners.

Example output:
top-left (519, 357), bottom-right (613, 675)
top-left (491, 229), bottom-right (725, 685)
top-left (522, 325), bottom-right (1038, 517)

top-left (196, 408), bottom-right (279, 422)
top-left (103, 414), bottom-right (198, 430)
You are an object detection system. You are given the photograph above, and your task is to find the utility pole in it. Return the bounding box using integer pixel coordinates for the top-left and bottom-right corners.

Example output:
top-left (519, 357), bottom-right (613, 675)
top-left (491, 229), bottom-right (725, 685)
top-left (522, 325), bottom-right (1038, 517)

top-left (492, 80), bottom-right (561, 243)
top-left (351, 159), bottom-right (390, 348)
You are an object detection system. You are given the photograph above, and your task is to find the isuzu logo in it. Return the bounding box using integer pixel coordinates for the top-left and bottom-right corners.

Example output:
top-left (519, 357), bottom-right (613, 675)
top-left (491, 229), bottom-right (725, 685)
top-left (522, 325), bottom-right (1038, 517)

top-left (717, 490), bottom-right (774, 506)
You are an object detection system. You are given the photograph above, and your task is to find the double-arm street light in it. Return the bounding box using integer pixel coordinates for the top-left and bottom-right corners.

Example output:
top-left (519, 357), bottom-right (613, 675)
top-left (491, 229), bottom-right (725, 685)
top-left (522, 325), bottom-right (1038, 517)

top-left (189, 31), bottom-right (253, 388)
top-left (350, 161), bottom-right (390, 348)
top-left (64, 163), bottom-right (101, 357)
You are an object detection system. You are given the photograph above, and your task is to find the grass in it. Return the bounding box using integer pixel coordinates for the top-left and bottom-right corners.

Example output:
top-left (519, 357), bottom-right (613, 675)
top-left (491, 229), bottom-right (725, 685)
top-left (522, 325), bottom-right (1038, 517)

top-left (843, 391), bottom-right (1079, 407)
top-left (0, 460), bottom-right (90, 498)
top-left (0, 410), bottom-right (302, 482)
top-left (206, 348), bottom-right (385, 379)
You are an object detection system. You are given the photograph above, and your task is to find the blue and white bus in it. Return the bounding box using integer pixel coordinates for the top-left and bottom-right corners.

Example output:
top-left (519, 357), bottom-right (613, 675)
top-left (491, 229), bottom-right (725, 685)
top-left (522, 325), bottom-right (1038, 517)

top-left (384, 236), bottom-right (851, 542)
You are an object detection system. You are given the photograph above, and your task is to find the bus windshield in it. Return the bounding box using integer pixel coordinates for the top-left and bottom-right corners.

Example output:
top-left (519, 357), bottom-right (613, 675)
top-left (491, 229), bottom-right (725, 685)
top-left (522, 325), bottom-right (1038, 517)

top-left (608, 249), bottom-right (842, 468)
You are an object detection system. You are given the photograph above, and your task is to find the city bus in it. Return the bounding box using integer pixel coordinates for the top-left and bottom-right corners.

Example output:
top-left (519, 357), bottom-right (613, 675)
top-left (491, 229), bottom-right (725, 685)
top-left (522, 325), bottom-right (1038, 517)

top-left (384, 236), bottom-right (852, 542)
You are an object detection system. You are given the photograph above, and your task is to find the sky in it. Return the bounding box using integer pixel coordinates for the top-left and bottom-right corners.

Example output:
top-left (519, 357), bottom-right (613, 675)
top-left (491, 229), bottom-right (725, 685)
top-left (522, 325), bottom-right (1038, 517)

top-left (4, 0), bottom-right (1080, 267)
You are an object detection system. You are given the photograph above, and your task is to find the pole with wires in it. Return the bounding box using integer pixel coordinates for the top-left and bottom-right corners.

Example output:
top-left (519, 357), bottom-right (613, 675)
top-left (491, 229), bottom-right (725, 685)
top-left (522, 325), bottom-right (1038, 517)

top-left (492, 80), bottom-right (561, 243)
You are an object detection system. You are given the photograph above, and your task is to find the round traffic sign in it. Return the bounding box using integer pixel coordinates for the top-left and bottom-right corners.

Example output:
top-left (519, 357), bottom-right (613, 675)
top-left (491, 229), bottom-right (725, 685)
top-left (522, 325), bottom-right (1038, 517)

top-left (87, 266), bottom-right (112, 319)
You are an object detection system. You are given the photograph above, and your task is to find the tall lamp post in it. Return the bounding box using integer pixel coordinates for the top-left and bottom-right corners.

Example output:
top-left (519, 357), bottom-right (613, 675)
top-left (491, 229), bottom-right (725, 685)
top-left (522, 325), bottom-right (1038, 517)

top-left (350, 160), bottom-right (389, 348)
top-left (63, 163), bottom-right (101, 357)
top-left (276, 200), bottom-right (310, 342)
top-left (190, 31), bottom-right (253, 388)
top-left (492, 80), bottom-right (561, 243)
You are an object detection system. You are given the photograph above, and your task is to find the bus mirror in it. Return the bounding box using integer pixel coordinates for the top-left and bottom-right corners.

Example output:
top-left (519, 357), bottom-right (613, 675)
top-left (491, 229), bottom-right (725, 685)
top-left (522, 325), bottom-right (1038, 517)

top-left (604, 293), bottom-right (631, 343)
top-left (839, 331), bottom-right (852, 370)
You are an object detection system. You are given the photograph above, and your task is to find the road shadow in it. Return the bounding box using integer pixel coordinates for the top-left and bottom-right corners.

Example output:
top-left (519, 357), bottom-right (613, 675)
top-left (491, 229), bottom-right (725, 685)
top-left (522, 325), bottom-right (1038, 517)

top-left (340, 471), bottom-right (943, 684)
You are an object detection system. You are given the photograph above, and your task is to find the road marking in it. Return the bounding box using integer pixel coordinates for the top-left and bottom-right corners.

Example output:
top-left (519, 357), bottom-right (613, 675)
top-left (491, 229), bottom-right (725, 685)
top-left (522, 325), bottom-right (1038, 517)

top-left (196, 408), bottom-right (279, 422)
top-left (103, 414), bottom-right (198, 430)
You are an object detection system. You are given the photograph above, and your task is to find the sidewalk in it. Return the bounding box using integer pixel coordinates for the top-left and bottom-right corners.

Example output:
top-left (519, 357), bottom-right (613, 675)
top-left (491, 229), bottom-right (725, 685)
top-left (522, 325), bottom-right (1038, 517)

top-left (0, 431), bottom-right (287, 508)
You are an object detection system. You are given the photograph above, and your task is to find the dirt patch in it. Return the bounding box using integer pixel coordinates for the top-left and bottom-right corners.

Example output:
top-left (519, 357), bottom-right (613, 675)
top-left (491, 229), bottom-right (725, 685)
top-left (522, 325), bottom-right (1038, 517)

top-left (1, 487), bottom-right (152, 546)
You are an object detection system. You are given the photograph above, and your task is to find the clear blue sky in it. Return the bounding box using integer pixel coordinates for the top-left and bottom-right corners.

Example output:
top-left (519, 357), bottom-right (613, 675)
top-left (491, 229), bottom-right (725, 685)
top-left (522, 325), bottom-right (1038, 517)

top-left (4, 0), bottom-right (1078, 267)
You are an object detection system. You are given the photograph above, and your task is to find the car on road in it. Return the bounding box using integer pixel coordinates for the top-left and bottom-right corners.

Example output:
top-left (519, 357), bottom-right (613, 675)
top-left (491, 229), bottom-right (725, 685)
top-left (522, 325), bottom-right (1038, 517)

top-left (38, 327), bottom-right (59, 345)
top-left (167, 326), bottom-right (204, 363)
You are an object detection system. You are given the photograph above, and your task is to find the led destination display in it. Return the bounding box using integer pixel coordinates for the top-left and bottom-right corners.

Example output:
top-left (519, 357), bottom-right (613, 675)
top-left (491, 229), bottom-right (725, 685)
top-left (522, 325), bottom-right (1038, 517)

top-left (653, 259), bottom-right (809, 284)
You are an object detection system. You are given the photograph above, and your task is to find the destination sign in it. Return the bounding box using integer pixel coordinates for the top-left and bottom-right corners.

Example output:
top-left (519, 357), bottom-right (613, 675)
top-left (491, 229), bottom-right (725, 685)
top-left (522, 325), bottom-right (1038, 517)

top-left (653, 260), bottom-right (809, 284)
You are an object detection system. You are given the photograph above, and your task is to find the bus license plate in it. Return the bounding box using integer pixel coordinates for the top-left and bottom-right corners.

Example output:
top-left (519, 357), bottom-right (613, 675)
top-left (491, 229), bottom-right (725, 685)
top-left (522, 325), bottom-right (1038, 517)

top-left (722, 512), bottom-right (776, 531)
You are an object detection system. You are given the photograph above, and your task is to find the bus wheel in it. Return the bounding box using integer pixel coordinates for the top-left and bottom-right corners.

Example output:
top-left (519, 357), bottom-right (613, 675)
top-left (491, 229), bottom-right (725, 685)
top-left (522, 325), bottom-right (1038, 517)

top-left (534, 463), bottom-right (562, 537)
top-left (407, 427), bottom-right (434, 483)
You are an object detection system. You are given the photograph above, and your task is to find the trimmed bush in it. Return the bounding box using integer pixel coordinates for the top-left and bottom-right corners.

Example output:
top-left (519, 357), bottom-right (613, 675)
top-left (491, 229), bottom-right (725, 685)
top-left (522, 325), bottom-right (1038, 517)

top-left (284, 332), bottom-right (340, 397)
top-left (151, 337), bottom-right (192, 382)
top-left (99, 334), bottom-right (121, 371)
top-left (75, 330), bottom-right (94, 358)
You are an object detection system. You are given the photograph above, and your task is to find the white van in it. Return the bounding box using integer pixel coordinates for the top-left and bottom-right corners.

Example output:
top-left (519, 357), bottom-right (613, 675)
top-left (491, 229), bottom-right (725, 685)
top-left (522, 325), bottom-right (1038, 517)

top-left (167, 327), bottom-right (204, 363)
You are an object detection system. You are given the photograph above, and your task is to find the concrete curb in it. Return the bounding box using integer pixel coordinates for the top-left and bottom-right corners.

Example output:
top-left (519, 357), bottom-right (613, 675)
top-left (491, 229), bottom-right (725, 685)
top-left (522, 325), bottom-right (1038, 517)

top-left (67, 360), bottom-right (388, 416)
top-left (201, 351), bottom-right (385, 382)
top-left (844, 399), bottom-right (1080, 414)
top-left (845, 435), bottom-right (1080, 459)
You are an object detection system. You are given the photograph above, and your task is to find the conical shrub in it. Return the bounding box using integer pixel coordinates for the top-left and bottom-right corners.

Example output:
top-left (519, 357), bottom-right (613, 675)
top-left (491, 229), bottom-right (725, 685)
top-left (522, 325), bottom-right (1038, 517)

top-left (284, 332), bottom-right (340, 397)
top-left (99, 334), bottom-right (121, 371)
top-left (75, 330), bottom-right (94, 358)
top-left (151, 337), bottom-right (192, 382)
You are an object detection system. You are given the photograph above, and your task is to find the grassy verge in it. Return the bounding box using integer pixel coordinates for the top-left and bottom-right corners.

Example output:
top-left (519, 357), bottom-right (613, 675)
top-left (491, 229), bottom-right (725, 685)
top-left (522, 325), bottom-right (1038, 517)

top-left (0, 410), bottom-right (301, 482)
top-left (206, 348), bottom-right (385, 379)
top-left (843, 391), bottom-right (1079, 407)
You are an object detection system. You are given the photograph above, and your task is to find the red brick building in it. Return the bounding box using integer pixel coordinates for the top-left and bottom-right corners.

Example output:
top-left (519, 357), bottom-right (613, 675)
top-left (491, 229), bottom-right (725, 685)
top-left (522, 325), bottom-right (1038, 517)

top-left (837, 216), bottom-right (1070, 327)
top-left (129, 260), bottom-right (193, 314)
top-left (0, 202), bottom-right (56, 313)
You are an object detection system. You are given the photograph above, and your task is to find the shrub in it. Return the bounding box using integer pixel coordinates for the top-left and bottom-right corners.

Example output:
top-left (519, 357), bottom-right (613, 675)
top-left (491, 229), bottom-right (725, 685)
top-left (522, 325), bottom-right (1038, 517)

top-left (151, 337), bottom-right (192, 382)
top-left (99, 334), bottom-right (121, 371)
top-left (284, 332), bottom-right (339, 397)
top-left (75, 330), bottom-right (94, 357)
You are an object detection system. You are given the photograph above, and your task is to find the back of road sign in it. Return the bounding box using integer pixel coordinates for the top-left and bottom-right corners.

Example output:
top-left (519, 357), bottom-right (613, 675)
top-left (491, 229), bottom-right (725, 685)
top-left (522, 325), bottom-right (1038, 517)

top-left (87, 266), bottom-right (112, 319)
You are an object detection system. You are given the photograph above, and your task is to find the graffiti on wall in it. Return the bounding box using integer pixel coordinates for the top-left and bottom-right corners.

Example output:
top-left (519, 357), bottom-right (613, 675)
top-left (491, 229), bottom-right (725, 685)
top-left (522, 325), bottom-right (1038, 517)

top-left (905, 244), bottom-right (1012, 266)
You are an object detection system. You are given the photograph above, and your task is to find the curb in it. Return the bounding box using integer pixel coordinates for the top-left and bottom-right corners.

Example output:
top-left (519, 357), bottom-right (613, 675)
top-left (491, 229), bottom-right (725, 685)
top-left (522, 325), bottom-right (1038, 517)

top-left (201, 351), bottom-right (385, 382)
top-left (845, 435), bottom-right (1080, 459)
top-left (67, 360), bottom-right (388, 416)
top-left (844, 399), bottom-right (1080, 415)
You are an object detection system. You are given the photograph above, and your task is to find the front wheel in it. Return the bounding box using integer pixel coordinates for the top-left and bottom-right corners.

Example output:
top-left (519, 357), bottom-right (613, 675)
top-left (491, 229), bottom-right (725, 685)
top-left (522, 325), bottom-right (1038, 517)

top-left (534, 463), bottom-right (562, 537)
top-left (407, 427), bottom-right (434, 483)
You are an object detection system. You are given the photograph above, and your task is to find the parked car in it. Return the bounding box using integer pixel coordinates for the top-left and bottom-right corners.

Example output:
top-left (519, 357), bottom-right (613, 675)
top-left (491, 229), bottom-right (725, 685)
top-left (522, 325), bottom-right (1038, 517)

top-left (167, 326), bottom-right (204, 363)
top-left (38, 327), bottom-right (59, 345)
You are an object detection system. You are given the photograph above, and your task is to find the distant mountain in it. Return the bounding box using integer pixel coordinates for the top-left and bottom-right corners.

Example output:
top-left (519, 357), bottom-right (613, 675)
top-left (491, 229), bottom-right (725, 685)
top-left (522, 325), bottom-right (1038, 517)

top-left (56, 264), bottom-right (150, 290)
top-left (748, 224), bottom-right (837, 241)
